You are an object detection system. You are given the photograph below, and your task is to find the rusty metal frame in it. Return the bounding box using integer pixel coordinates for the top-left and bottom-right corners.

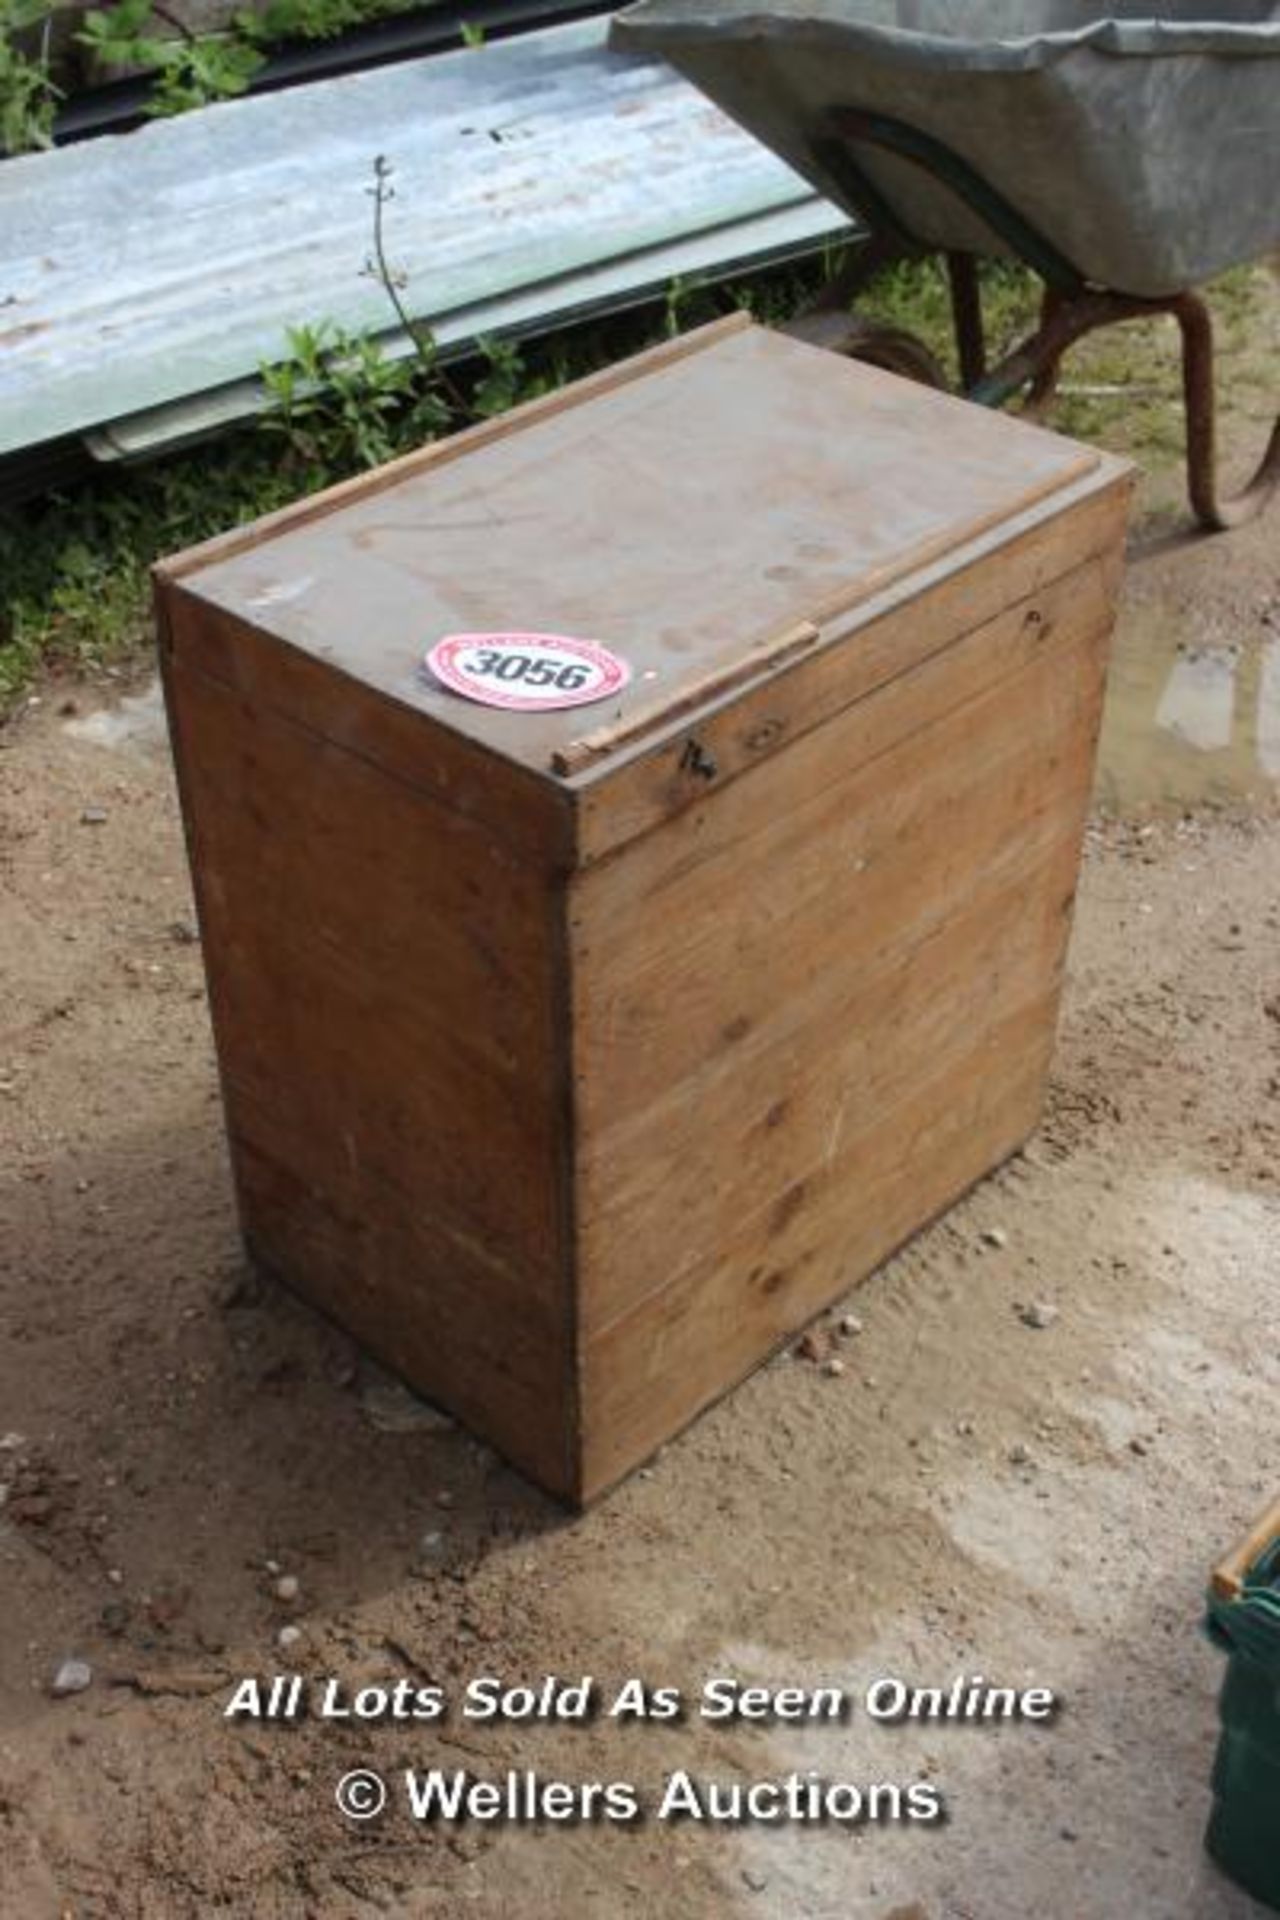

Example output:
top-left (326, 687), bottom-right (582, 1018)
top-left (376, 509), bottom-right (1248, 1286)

top-left (970, 283), bottom-right (1280, 532)
top-left (800, 107), bottom-right (1280, 532)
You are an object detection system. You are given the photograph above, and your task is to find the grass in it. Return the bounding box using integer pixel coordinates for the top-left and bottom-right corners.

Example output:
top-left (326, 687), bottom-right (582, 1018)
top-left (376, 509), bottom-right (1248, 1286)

top-left (2, 250), bottom-right (1273, 716)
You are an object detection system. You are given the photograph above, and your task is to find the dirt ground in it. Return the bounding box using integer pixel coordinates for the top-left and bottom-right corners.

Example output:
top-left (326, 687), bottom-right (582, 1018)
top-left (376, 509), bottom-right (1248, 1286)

top-left (3, 388), bottom-right (1280, 1919)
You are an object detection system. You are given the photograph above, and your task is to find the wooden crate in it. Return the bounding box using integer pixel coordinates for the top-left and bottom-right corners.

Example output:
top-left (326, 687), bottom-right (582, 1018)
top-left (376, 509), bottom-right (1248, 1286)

top-left (155, 315), bottom-right (1131, 1503)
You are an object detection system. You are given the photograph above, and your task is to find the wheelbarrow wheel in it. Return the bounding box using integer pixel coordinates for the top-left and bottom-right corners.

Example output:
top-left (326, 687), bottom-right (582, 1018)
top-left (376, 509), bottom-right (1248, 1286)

top-left (781, 308), bottom-right (948, 388)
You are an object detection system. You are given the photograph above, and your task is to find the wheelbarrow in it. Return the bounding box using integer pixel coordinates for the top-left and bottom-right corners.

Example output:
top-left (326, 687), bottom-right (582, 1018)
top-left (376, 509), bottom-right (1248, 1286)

top-left (612, 0), bottom-right (1280, 530)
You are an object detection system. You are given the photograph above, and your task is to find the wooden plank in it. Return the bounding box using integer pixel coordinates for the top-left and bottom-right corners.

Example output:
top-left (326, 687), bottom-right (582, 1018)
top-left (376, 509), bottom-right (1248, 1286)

top-left (573, 469), bottom-right (1130, 860)
top-left (579, 996), bottom-right (1055, 1499)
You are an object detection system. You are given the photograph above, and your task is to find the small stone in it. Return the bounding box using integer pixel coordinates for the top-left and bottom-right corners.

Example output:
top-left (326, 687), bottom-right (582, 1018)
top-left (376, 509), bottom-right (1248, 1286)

top-left (794, 1331), bottom-right (826, 1364)
top-left (0, 1432), bottom-right (26, 1452)
top-left (51, 1658), bottom-right (93, 1697)
top-left (824, 1358), bottom-right (846, 1378)
top-left (838, 1314), bottom-right (863, 1337)
top-left (106, 1567), bottom-right (124, 1585)
top-left (742, 1868), bottom-right (769, 1892)
top-left (275, 1574), bottom-right (300, 1603)
top-left (981, 1226), bottom-right (1009, 1249)
top-left (955, 1418), bottom-right (975, 1437)
top-left (1009, 1444), bottom-right (1033, 1467)
top-left (277, 1625), bottom-right (303, 1651)
top-left (264, 1558), bottom-right (281, 1575)
top-left (436, 1490), bottom-right (455, 1510)
top-left (359, 1372), bottom-right (456, 1435)
top-left (80, 806), bottom-right (108, 826)
top-left (168, 920), bottom-right (198, 945)
top-left (416, 1529), bottom-right (447, 1568)
top-left (1018, 1300), bottom-right (1059, 1330)
top-left (1129, 1435), bottom-right (1151, 1457)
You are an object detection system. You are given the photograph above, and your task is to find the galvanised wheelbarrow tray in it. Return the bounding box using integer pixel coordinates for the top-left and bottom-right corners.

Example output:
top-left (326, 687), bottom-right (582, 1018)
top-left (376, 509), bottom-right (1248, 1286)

top-left (612, 0), bottom-right (1280, 529)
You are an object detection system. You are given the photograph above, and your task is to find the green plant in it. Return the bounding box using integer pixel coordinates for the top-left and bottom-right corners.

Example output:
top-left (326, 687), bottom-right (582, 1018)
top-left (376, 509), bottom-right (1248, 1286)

top-left (361, 154), bottom-right (448, 380)
top-left (0, 0), bottom-right (60, 154)
top-left (78, 0), bottom-right (264, 111)
top-left (3, 0), bottom-right (448, 149)
top-left (259, 320), bottom-right (451, 475)
top-left (77, 0), bottom-right (424, 120)
top-left (470, 336), bottom-right (550, 417)
top-left (459, 20), bottom-right (484, 48)
top-left (0, 426), bottom-right (299, 704)
top-left (236, 0), bottom-right (387, 44)
top-left (662, 274), bottom-right (709, 338)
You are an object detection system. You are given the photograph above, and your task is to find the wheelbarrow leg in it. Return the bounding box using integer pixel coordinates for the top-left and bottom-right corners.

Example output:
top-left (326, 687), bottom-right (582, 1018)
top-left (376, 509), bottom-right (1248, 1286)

top-left (973, 284), bottom-right (1280, 533)
top-left (946, 252), bottom-right (986, 388)
top-left (1021, 286), bottom-right (1067, 419)
top-left (968, 288), bottom-right (1121, 411)
top-left (1172, 289), bottom-right (1280, 532)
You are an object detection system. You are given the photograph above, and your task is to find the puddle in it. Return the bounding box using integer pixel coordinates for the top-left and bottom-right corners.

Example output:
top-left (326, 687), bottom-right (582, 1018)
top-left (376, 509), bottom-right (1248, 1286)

top-left (1096, 602), bottom-right (1280, 811)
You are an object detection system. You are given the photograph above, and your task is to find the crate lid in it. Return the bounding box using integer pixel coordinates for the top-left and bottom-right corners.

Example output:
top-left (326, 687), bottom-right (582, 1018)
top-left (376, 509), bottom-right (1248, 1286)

top-left (166, 314), bottom-right (1103, 784)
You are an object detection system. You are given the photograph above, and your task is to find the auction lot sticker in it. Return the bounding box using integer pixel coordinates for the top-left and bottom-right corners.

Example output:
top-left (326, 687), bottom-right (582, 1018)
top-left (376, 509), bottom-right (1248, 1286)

top-left (427, 631), bottom-right (630, 712)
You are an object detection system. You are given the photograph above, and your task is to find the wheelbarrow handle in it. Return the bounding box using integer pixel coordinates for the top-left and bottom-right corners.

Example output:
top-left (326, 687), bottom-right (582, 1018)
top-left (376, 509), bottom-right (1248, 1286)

top-left (1211, 1495), bottom-right (1280, 1601)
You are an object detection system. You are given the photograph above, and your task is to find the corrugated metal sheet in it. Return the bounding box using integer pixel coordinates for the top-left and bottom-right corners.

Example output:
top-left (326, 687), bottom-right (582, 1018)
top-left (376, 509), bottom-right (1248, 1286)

top-left (0, 19), bottom-right (850, 466)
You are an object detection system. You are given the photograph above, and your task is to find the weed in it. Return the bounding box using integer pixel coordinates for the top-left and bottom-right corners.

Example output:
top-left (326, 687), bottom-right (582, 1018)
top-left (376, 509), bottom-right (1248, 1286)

top-left (0, 0), bottom-right (60, 152)
top-left (79, 0), bottom-right (264, 112)
top-left (0, 430), bottom-right (298, 702)
top-left (0, 0), bottom-right (432, 140)
top-left (470, 337), bottom-right (551, 418)
top-left (259, 320), bottom-right (451, 479)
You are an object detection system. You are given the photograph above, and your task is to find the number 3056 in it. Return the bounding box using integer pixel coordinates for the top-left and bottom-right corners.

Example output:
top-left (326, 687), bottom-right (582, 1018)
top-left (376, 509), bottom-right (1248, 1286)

top-left (468, 649), bottom-right (590, 691)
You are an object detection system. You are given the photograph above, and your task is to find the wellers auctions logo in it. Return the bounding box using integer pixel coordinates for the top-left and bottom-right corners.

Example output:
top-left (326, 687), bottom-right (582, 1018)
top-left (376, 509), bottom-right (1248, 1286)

top-left (225, 1670), bottom-right (1060, 1830)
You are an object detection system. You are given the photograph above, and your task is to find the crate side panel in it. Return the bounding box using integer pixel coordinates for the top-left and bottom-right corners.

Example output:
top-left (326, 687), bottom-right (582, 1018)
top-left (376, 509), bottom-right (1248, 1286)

top-left (162, 629), bottom-right (576, 1495)
top-left (573, 568), bottom-right (1113, 1495)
